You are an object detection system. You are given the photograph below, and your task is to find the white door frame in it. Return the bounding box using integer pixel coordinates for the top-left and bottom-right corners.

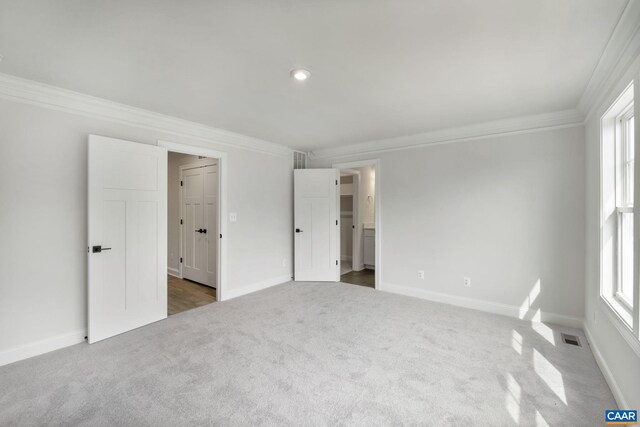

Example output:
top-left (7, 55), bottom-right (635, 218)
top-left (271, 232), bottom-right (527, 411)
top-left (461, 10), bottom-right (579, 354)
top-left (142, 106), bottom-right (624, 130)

top-left (333, 159), bottom-right (381, 290)
top-left (179, 158), bottom-right (217, 283)
top-left (158, 140), bottom-right (228, 301)
top-left (340, 169), bottom-right (360, 271)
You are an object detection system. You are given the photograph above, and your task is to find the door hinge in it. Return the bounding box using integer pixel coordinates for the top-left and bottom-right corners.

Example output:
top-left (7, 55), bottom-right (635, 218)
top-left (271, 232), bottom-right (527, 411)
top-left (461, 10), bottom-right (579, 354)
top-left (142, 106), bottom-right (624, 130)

top-left (336, 220), bottom-right (338, 225)
top-left (180, 219), bottom-right (183, 225)
top-left (220, 234), bottom-right (222, 239)
top-left (336, 179), bottom-right (338, 185)
top-left (336, 260), bottom-right (339, 265)
top-left (180, 180), bottom-right (183, 187)
top-left (180, 257), bottom-right (183, 263)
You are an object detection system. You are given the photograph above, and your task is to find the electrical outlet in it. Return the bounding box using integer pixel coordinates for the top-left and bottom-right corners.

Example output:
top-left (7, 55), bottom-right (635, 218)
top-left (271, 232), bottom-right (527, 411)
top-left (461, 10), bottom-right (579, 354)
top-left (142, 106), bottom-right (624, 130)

top-left (463, 277), bottom-right (471, 287)
top-left (229, 212), bottom-right (238, 222)
top-left (417, 270), bottom-right (425, 280)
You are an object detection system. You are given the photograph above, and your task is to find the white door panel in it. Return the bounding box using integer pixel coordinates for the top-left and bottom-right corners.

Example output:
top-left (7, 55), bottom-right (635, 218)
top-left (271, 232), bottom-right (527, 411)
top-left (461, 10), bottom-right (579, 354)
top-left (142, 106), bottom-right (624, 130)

top-left (182, 167), bottom-right (207, 284)
top-left (294, 169), bottom-right (339, 282)
top-left (88, 135), bottom-right (167, 344)
top-left (181, 163), bottom-right (217, 287)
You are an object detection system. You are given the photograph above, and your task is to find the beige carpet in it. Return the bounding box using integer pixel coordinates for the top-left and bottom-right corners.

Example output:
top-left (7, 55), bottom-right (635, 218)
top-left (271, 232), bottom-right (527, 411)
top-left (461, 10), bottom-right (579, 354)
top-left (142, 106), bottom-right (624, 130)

top-left (0, 281), bottom-right (614, 426)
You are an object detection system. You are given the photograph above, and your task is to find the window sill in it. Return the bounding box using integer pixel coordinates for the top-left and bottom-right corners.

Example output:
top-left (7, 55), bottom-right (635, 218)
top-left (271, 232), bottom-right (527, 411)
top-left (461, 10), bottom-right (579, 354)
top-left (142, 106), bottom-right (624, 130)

top-left (602, 294), bottom-right (633, 328)
top-left (614, 292), bottom-right (634, 312)
top-left (599, 295), bottom-right (640, 359)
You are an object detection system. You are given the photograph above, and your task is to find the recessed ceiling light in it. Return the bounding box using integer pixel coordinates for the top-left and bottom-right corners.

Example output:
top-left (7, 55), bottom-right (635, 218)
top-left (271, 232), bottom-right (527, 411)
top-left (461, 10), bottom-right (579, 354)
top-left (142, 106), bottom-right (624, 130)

top-left (291, 68), bottom-right (311, 81)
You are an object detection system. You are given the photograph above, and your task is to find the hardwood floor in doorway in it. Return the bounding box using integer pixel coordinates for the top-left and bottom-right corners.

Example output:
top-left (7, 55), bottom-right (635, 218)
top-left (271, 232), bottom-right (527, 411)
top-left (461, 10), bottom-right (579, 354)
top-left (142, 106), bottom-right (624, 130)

top-left (340, 269), bottom-right (375, 289)
top-left (168, 275), bottom-right (216, 316)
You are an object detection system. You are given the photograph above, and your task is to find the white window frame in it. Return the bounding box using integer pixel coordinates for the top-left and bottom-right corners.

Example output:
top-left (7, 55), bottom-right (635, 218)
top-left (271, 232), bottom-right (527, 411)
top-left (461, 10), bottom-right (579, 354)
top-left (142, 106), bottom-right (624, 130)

top-left (614, 104), bottom-right (634, 313)
top-left (600, 82), bottom-right (636, 332)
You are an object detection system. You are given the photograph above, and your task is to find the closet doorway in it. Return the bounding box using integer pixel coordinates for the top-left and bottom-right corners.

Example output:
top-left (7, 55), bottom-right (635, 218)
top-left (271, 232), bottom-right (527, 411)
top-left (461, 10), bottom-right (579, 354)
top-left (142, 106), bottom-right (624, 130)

top-left (339, 170), bottom-right (358, 275)
top-left (338, 165), bottom-right (377, 289)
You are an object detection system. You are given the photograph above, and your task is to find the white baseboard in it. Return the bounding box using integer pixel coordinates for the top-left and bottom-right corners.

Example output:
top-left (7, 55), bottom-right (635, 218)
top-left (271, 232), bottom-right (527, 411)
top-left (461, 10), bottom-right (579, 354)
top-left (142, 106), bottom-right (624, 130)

top-left (0, 274), bottom-right (293, 366)
top-left (353, 263), bottom-right (365, 271)
top-left (222, 275), bottom-right (292, 300)
top-left (382, 282), bottom-right (583, 329)
top-left (341, 255), bottom-right (352, 262)
top-left (583, 322), bottom-right (627, 409)
top-left (0, 329), bottom-right (86, 367)
top-left (167, 267), bottom-right (181, 278)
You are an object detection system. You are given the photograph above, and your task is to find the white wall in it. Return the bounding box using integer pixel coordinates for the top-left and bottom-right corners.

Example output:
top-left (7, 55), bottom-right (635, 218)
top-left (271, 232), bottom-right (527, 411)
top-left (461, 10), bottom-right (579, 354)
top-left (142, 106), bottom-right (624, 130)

top-left (312, 126), bottom-right (586, 324)
top-left (0, 98), bottom-right (293, 361)
top-left (584, 53), bottom-right (640, 409)
top-left (357, 166), bottom-right (376, 226)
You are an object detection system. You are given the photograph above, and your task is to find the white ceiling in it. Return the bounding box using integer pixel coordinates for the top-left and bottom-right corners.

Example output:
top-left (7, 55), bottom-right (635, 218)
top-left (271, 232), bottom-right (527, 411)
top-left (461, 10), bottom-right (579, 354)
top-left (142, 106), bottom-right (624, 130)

top-left (0, 0), bottom-right (628, 151)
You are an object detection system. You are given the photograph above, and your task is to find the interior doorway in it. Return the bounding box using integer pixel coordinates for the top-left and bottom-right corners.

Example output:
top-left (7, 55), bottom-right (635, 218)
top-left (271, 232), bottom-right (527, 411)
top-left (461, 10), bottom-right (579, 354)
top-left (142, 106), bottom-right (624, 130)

top-left (339, 170), bottom-right (358, 275)
top-left (337, 164), bottom-right (377, 289)
top-left (167, 151), bottom-right (220, 316)
top-left (166, 149), bottom-right (222, 315)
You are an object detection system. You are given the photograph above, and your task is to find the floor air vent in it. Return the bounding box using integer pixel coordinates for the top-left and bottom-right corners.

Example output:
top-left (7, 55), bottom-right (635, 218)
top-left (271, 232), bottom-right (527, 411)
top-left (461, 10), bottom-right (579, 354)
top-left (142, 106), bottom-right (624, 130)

top-left (561, 333), bottom-right (582, 347)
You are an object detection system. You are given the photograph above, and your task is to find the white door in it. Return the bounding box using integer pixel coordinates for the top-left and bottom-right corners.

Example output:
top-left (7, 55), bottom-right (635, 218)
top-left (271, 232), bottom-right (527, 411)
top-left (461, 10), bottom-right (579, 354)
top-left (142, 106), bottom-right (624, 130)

top-left (88, 135), bottom-right (167, 344)
top-left (294, 169), bottom-right (340, 281)
top-left (182, 163), bottom-right (217, 287)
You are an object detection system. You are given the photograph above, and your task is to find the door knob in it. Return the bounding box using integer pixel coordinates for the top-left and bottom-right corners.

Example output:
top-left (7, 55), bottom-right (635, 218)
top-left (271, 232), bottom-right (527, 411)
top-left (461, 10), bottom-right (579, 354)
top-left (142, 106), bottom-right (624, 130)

top-left (295, 228), bottom-right (303, 233)
top-left (202, 229), bottom-right (207, 234)
top-left (92, 245), bottom-right (112, 253)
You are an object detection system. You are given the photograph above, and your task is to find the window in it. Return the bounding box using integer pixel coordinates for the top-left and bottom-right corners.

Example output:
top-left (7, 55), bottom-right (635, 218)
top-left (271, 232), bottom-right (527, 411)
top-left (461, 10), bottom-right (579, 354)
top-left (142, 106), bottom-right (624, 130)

top-left (615, 104), bottom-right (634, 310)
top-left (601, 82), bottom-right (635, 328)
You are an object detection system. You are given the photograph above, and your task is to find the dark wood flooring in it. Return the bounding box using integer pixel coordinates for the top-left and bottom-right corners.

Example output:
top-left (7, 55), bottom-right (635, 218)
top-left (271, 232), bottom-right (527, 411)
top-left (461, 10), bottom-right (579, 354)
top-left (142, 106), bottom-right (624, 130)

top-left (340, 269), bottom-right (375, 288)
top-left (168, 275), bottom-right (216, 316)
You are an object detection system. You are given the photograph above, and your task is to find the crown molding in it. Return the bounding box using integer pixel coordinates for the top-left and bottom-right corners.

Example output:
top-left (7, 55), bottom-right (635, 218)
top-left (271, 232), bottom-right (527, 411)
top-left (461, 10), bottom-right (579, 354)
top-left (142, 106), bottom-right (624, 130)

top-left (308, 109), bottom-right (584, 160)
top-left (0, 72), bottom-right (292, 157)
top-left (578, 0), bottom-right (640, 120)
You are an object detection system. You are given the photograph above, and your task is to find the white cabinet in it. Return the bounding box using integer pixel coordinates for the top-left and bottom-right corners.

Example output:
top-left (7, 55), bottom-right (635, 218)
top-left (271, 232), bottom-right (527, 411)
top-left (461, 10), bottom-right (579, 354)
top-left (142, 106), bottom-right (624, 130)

top-left (364, 228), bottom-right (375, 268)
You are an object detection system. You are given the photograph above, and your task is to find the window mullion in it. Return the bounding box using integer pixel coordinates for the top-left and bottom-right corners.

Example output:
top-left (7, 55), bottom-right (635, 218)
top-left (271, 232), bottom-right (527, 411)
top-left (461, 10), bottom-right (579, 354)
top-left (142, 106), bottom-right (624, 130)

top-left (633, 80), bottom-right (639, 338)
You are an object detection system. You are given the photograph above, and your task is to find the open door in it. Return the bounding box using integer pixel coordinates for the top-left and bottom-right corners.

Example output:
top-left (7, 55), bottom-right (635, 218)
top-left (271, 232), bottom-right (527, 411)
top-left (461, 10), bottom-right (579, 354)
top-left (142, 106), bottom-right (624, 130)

top-left (88, 135), bottom-right (167, 343)
top-left (294, 169), bottom-right (340, 281)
